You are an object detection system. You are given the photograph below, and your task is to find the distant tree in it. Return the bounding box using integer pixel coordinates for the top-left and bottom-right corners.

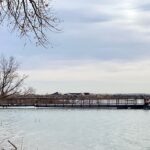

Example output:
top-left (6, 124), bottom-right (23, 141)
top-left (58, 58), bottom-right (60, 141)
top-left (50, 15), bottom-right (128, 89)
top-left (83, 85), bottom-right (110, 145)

top-left (0, 0), bottom-right (59, 47)
top-left (0, 55), bottom-right (27, 99)
top-left (23, 86), bottom-right (36, 96)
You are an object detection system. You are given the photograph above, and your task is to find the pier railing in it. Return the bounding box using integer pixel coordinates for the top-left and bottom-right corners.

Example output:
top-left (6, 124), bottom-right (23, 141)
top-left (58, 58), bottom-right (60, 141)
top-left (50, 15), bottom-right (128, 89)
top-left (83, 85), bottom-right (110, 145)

top-left (0, 94), bottom-right (149, 109)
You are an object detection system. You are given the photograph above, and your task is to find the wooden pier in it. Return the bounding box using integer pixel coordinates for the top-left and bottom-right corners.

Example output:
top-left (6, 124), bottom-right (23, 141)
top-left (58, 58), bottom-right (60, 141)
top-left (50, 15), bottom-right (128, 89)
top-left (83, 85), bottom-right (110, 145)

top-left (0, 94), bottom-right (150, 109)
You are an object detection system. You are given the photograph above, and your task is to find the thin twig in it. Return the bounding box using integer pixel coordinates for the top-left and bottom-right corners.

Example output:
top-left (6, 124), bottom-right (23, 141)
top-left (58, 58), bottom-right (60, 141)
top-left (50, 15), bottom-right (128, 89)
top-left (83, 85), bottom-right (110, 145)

top-left (8, 140), bottom-right (17, 150)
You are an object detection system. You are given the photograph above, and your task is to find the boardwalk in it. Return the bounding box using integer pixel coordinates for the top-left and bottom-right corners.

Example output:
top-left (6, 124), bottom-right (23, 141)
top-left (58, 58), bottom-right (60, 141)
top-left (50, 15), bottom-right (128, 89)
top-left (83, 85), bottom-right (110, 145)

top-left (0, 94), bottom-right (150, 109)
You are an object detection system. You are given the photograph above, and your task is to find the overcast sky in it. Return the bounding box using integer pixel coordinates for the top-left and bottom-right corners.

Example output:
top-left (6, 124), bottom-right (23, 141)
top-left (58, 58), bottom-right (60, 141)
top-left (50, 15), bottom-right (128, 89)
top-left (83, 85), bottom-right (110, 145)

top-left (1, 0), bottom-right (150, 94)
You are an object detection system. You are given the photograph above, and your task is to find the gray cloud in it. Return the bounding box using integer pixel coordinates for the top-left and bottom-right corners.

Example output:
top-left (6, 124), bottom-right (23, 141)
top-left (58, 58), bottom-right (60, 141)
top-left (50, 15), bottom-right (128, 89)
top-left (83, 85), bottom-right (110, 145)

top-left (138, 3), bottom-right (150, 11)
top-left (57, 8), bottom-right (114, 23)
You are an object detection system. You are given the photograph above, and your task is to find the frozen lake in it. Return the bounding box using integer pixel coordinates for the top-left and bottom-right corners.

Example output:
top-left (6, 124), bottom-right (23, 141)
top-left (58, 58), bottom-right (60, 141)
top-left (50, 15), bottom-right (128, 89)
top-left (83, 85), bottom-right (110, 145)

top-left (0, 108), bottom-right (150, 150)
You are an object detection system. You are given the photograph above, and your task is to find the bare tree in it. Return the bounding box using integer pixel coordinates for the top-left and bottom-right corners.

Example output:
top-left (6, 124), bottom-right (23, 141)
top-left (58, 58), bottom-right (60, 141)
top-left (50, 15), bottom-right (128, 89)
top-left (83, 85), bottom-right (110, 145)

top-left (0, 0), bottom-right (59, 47)
top-left (0, 56), bottom-right (27, 99)
top-left (23, 86), bottom-right (36, 95)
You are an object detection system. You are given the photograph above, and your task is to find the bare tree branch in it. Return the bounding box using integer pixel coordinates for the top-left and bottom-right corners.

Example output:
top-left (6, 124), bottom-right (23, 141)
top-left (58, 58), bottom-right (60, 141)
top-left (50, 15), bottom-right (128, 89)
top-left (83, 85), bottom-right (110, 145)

top-left (0, 0), bottom-right (59, 47)
top-left (0, 55), bottom-right (28, 99)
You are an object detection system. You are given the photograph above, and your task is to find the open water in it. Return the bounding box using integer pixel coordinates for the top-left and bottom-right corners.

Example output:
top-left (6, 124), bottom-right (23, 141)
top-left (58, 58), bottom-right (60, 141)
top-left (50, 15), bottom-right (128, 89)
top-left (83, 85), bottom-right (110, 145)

top-left (0, 108), bottom-right (150, 150)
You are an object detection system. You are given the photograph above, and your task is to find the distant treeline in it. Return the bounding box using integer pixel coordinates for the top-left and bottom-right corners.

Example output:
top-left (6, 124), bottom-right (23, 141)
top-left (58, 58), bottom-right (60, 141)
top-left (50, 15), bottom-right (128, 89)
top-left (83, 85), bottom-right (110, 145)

top-left (7, 93), bottom-right (150, 100)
